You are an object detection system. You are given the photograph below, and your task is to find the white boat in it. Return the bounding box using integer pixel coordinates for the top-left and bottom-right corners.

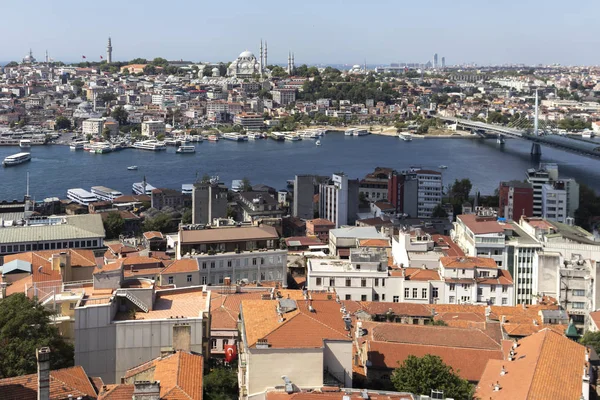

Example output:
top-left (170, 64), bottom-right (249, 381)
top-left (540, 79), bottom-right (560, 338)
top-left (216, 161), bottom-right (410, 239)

top-left (164, 139), bottom-right (179, 146)
top-left (127, 166), bottom-right (138, 170)
top-left (344, 128), bottom-right (356, 136)
top-left (247, 133), bottom-right (262, 140)
top-left (133, 140), bottom-right (167, 151)
top-left (271, 132), bottom-right (286, 141)
top-left (176, 145), bottom-right (196, 153)
top-left (182, 184), bottom-right (193, 195)
top-left (582, 130), bottom-right (594, 139)
top-left (91, 186), bottom-right (123, 202)
top-left (132, 181), bottom-right (156, 195)
top-left (284, 133), bottom-right (301, 141)
top-left (316, 140), bottom-right (321, 146)
top-left (3, 152), bottom-right (31, 167)
top-left (19, 139), bottom-right (31, 149)
top-left (353, 129), bottom-right (368, 136)
top-left (67, 188), bottom-right (98, 205)
top-left (399, 133), bottom-right (413, 141)
top-left (439, 165), bottom-right (448, 169)
top-left (222, 133), bottom-right (247, 141)
top-left (69, 141), bottom-right (86, 150)
top-left (92, 142), bottom-right (112, 154)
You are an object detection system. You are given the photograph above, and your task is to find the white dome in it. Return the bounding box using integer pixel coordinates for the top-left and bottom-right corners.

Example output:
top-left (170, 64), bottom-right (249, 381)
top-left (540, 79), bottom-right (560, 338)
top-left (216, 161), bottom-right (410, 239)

top-left (212, 67), bottom-right (219, 72)
top-left (239, 50), bottom-right (254, 59)
top-left (352, 64), bottom-right (361, 69)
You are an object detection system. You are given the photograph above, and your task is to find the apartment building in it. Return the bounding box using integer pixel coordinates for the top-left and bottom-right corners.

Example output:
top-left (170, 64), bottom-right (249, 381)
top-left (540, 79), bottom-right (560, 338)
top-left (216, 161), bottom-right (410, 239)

top-left (306, 218), bottom-right (335, 243)
top-left (358, 167), bottom-right (392, 201)
top-left (388, 168), bottom-right (443, 218)
top-left (82, 118), bottom-right (104, 136)
top-left (541, 181), bottom-right (568, 222)
top-left (293, 174), bottom-right (317, 220)
top-left (237, 192), bottom-right (284, 223)
top-left (498, 180), bottom-right (533, 221)
top-left (141, 120), bottom-right (166, 137)
top-left (234, 113), bottom-right (264, 131)
top-left (526, 163), bottom-right (579, 219)
top-left (319, 173), bottom-right (359, 228)
top-left (271, 89), bottom-right (296, 106)
top-left (191, 179), bottom-right (228, 225)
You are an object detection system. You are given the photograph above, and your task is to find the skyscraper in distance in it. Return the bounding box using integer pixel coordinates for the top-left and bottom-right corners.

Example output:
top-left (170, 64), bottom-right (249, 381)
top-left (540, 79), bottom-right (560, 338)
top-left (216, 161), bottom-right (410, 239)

top-left (433, 53), bottom-right (438, 69)
top-left (441, 56), bottom-right (445, 68)
top-left (107, 37), bottom-right (112, 63)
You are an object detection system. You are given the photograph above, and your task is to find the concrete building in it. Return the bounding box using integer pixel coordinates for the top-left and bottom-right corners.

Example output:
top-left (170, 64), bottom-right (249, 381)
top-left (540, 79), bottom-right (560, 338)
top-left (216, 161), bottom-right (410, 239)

top-left (234, 113), bottom-right (264, 131)
top-left (319, 173), bottom-right (359, 228)
top-left (271, 89), bottom-right (296, 106)
top-left (74, 283), bottom-right (211, 383)
top-left (498, 180), bottom-right (533, 221)
top-left (525, 163), bottom-right (579, 219)
top-left (388, 168), bottom-right (443, 218)
top-left (237, 192), bottom-right (284, 223)
top-left (238, 294), bottom-right (352, 400)
top-left (293, 175), bottom-right (316, 220)
top-left (191, 179), bottom-right (228, 225)
top-left (328, 226), bottom-right (387, 258)
top-left (151, 188), bottom-right (191, 210)
top-left (541, 181), bottom-right (568, 223)
top-left (141, 120), bottom-right (166, 137)
top-left (82, 118), bottom-right (104, 136)
top-left (359, 167), bottom-right (392, 201)
top-left (306, 218), bottom-right (335, 243)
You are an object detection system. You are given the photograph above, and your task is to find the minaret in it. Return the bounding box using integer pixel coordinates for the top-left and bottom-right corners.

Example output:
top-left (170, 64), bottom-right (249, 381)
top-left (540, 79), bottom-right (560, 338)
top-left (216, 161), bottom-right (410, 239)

top-left (264, 41), bottom-right (268, 69)
top-left (259, 39), bottom-right (264, 75)
top-left (45, 50), bottom-right (49, 64)
top-left (107, 37), bottom-right (113, 63)
top-left (291, 52), bottom-right (295, 72)
top-left (287, 51), bottom-right (291, 74)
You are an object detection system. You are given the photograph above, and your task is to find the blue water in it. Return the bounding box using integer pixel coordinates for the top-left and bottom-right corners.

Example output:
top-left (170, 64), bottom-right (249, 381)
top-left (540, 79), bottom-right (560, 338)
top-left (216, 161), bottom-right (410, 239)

top-left (1, 134), bottom-right (600, 201)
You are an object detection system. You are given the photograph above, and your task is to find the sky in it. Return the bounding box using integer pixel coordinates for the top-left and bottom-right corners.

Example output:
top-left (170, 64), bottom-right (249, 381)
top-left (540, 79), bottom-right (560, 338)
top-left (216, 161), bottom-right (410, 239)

top-left (2, 0), bottom-right (599, 66)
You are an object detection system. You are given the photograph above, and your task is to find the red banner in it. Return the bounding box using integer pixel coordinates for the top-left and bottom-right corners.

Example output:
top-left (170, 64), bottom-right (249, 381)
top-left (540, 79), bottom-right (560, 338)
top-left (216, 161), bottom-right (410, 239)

top-left (224, 344), bottom-right (237, 363)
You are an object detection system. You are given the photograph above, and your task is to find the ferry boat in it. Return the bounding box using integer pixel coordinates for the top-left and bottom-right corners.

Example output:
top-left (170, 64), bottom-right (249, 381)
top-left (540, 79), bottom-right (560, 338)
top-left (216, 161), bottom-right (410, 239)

top-left (439, 165), bottom-right (448, 169)
top-left (247, 133), bottom-right (262, 140)
top-left (176, 145), bottom-right (196, 153)
top-left (316, 140), bottom-right (321, 146)
top-left (344, 128), bottom-right (356, 136)
top-left (207, 135), bottom-right (219, 142)
top-left (189, 135), bottom-right (203, 142)
top-left (132, 140), bottom-right (167, 151)
top-left (284, 133), bottom-right (301, 142)
top-left (353, 129), bottom-right (369, 136)
top-left (91, 186), bottom-right (123, 202)
top-left (298, 130), bottom-right (319, 139)
top-left (127, 166), bottom-right (138, 170)
top-left (222, 133), bottom-right (248, 141)
top-left (3, 152), bottom-right (31, 167)
top-left (69, 140), bottom-right (86, 150)
top-left (399, 133), bottom-right (413, 141)
top-left (93, 142), bottom-right (112, 154)
top-left (67, 188), bottom-right (98, 205)
top-left (164, 139), bottom-right (179, 146)
top-left (132, 181), bottom-right (156, 195)
top-left (182, 184), bottom-right (193, 195)
top-left (271, 132), bottom-right (285, 141)
top-left (19, 139), bottom-right (31, 149)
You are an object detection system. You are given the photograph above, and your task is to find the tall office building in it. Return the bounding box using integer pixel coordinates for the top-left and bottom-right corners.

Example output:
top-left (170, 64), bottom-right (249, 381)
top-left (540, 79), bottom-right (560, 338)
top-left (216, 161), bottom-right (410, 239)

top-left (433, 53), bottom-right (438, 69)
top-left (441, 56), bottom-right (446, 68)
top-left (293, 175), bottom-right (316, 219)
top-left (319, 173), bottom-right (359, 227)
top-left (191, 179), bottom-right (228, 225)
top-left (388, 168), bottom-right (443, 218)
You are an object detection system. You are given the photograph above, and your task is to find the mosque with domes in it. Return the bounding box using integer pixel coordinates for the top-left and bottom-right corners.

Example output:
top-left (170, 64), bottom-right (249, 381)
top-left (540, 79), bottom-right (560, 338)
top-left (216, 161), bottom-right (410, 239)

top-left (227, 41), bottom-right (269, 79)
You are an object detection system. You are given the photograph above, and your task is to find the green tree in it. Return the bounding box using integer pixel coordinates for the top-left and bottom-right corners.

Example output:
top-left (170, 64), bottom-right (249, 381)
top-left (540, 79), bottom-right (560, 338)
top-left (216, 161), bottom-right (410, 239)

top-left (431, 204), bottom-right (448, 218)
top-left (99, 92), bottom-right (117, 104)
top-left (240, 177), bottom-right (252, 192)
top-left (0, 294), bottom-right (74, 378)
top-left (203, 66), bottom-right (213, 77)
top-left (103, 212), bottom-right (125, 239)
top-left (4, 61), bottom-right (18, 68)
top-left (182, 209), bottom-right (193, 225)
top-left (102, 127), bottom-right (111, 141)
top-left (129, 58), bottom-right (148, 64)
top-left (143, 65), bottom-right (157, 75)
top-left (449, 179), bottom-right (473, 204)
top-left (203, 366), bottom-right (239, 400)
top-left (580, 331), bottom-right (600, 354)
top-left (391, 354), bottom-right (473, 400)
top-left (111, 106), bottom-right (129, 126)
top-left (574, 184), bottom-right (600, 231)
top-left (54, 116), bottom-right (71, 130)
top-left (143, 213), bottom-right (173, 233)
top-left (152, 57), bottom-right (169, 67)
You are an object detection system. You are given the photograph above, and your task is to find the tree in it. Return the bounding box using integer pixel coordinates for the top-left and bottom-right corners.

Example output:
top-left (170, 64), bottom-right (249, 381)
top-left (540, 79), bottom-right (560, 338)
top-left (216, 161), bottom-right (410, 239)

top-left (431, 204), bottom-right (448, 218)
top-left (54, 116), bottom-right (71, 130)
top-left (4, 61), bottom-right (18, 68)
top-left (0, 293), bottom-right (74, 378)
top-left (152, 57), bottom-right (169, 67)
top-left (102, 127), bottom-right (111, 141)
top-left (203, 366), bottom-right (238, 400)
top-left (391, 355), bottom-right (473, 400)
top-left (182, 209), bottom-right (193, 225)
top-left (240, 177), bottom-right (252, 192)
top-left (103, 212), bottom-right (125, 239)
top-left (449, 179), bottom-right (473, 204)
top-left (111, 106), bottom-right (129, 126)
top-left (143, 212), bottom-right (173, 233)
top-left (575, 183), bottom-right (600, 231)
top-left (203, 66), bottom-right (213, 77)
top-left (580, 331), bottom-right (600, 354)
top-left (99, 92), bottom-right (117, 104)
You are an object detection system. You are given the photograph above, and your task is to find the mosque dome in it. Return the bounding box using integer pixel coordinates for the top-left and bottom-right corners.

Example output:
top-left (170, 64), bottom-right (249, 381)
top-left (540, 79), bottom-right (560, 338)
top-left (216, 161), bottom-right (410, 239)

top-left (212, 67), bottom-right (219, 73)
top-left (352, 64), bottom-right (361, 69)
top-left (77, 101), bottom-right (92, 110)
top-left (239, 50), bottom-right (255, 59)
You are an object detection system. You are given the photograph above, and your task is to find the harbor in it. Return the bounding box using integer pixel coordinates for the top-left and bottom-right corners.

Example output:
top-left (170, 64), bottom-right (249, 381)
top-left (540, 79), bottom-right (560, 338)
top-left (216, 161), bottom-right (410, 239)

top-left (2, 132), bottom-right (600, 201)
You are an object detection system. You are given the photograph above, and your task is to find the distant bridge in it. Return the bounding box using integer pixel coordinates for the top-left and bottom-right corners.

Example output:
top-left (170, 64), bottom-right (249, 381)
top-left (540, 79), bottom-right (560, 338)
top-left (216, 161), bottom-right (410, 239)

top-left (439, 117), bottom-right (600, 158)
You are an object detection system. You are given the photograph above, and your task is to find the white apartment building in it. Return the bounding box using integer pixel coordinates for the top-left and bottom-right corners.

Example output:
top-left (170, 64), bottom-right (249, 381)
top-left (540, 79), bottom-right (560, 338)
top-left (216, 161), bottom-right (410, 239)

top-left (82, 118), bottom-right (104, 136)
top-left (542, 183), bottom-right (568, 223)
top-left (439, 256), bottom-right (514, 306)
top-left (413, 169), bottom-right (443, 218)
top-left (452, 214), bottom-right (507, 267)
top-left (271, 89), bottom-right (296, 106)
top-left (320, 173), bottom-right (349, 228)
top-left (141, 120), bottom-right (166, 137)
top-left (526, 163), bottom-right (558, 216)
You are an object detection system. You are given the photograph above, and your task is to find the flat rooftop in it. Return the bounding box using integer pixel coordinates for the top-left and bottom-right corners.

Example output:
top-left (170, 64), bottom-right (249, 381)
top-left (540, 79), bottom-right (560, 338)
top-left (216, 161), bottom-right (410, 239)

top-left (114, 287), bottom-right (210, 321)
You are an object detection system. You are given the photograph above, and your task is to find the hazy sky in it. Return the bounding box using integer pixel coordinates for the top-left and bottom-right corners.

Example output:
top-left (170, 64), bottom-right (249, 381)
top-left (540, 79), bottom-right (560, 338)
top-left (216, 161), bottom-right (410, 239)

top-left (3, 0), bottom-right (599, 65)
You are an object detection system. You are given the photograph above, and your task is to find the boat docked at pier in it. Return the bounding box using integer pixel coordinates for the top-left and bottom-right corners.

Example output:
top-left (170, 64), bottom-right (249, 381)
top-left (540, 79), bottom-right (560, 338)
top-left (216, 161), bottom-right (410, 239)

top-left (222, 133), bottom-right (248, 141)
top-left (271, 132), bottom-right (286, 141)
top-left (207, 135), bottom-right (219, 142)
top-left (19, 139), bottom-right (31, 149)
top-left (176, 145), bottom-right (196, 153)
top-left (399, 133), bottom-right (413, 141)
top-left (3, 152), bottom-right (31, 167)
top-left (69, 140), bottom-right (86, 150)
top-left (91, 186), bottom-right (123, 202)
top-left (284, 133), bottom-right (301, 141)
top-left (132, 140), bottom-right (167, 151)
top-left (66, 188), bottom-right (98, 205)
top-left (247, 133), bottom-right (262, 140)
top-left (132, 181), bottom-right (156, 195)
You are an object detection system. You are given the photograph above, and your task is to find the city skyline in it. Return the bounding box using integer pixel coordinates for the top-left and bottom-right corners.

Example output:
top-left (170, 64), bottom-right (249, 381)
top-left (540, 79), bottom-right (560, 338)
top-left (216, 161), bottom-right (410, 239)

top-left (2, 0), bottom-right (600, 66)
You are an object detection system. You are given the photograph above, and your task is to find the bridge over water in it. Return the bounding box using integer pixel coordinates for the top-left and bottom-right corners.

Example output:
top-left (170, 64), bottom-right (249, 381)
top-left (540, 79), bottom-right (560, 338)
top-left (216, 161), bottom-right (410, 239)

top-left (439, 117), bottom-right (600, 159)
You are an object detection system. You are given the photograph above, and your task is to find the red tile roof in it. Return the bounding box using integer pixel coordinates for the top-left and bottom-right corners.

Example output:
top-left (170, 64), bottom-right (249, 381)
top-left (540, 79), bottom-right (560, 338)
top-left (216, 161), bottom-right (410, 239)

top-left (440, 256), bottom-right (498, 269)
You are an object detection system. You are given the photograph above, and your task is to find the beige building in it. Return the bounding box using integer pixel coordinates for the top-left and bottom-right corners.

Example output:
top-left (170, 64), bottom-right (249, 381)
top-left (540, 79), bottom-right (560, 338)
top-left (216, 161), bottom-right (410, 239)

top-left (82, 118), bottom-right (104, 136)
top-left (141, 120), bottom-right (166, 137)
top-left (238, 292), bottom-right (353, 400)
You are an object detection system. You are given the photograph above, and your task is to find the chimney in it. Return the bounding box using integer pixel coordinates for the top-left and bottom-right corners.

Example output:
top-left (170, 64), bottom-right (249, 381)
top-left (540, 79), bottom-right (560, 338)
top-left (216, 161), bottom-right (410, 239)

top-left (172, 324), bottom-right (191, 352)
top-left (133, 381), bottom-right (161, 400)
top-left (37, 347), bottom-right (51, 400)
top-left (52, 252), bottom-right (72, 282)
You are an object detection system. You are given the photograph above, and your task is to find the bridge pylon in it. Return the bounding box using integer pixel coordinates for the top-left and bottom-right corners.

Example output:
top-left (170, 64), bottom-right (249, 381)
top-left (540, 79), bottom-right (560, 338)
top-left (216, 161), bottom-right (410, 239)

top-left (530, 143), bottom-right (541, 156)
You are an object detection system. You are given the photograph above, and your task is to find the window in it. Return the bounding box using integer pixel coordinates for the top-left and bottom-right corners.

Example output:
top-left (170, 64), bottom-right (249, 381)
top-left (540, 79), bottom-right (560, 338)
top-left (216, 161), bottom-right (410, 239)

top-left (187, 275), bottom-right (192, 282)
top-left (361, 295), bottom-right (367, 301)
top-left (490, 285), bottom-right (496, 292)
top-left (374, 278), bottom-right (379, 287)
top-left (462, 284), bottom-right (471, 290)
top-left (404, 288), bottom-right (409, 298)
top-left (373, 293), bottom-right (379, 301)
top-left (227, 260), bottom-right (232, 267)
top-left (460, 296), bottom-right (470, 302)
top-left (316, 277), bottom-right (322, 286)
top-left (449, 284), bottom-right (455, 291)
top-left (412, 288), bottom-right (417, 298)
top-left (572, 289), bottom-right (585, 297)
top-left (461, 269), bottom-right (465, 275)
top-left (432, 287), bottom-right (439, 298)
top-left (69, 303), bottom-right (75, 310)
top-left (202, 262), bottom-right (207, 269)
top-left (202, 276), bottom-right (207, 285)
top-left (381, 294), bottom-right (386, 301)
top-left (223, 339), bottom-right (229, 346)
top-left (477, 288), bottom-right (483, 295)
top-left (356, 264), bottom-right (361, 270)
top-left (422, 288), bottom-right (427, 299)
top-left (449, 296), bottom-right (455, 303)
top-left (252, 258), bottom-right (257, 265)
top-left (500, 298), bottom-right (507, 305)
top-left (361, 279), bottom-right (367, 287)
top-left (479, 271), bottom-right (490, 277)
top-left (211, 339), bottom-right (217, 349)
top-left (572, 302), bottom-right (585, 309)
top-left (329, 278), bottom-right (335, 287)
top-left (168, 276), bottom-right (174, 284)
top-left (346, 278), bottom-right (351, 287)
top-left (345, 294), bottom-right (351, 300)
top-left (210, 262), bottom-right (215, 269)
top-left (490, 297), bottom-right (495, 304)
top-left (502, 285), bottom-right (508, 293)
top-left (381, 279), bottom-right (385, 287)
top-left (219, 276), bottom-right (224, 284)
top-left (393, 296), bottom-right (399, 303)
